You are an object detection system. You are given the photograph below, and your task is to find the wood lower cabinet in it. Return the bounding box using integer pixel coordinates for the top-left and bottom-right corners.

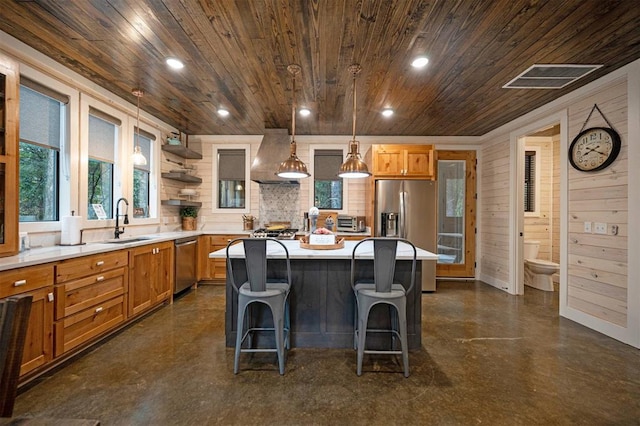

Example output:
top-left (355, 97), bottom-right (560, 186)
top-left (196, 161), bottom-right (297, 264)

top-left (198, 234), bottom-right (243, 282)
top-left (0, 264), bottom-right (55, 376)
top-left (54, 251), bottom-right (128, 356)
top-left (129, 241), bottom-right (173, 317)
top-left (367, 144), bottom-right (435, 178)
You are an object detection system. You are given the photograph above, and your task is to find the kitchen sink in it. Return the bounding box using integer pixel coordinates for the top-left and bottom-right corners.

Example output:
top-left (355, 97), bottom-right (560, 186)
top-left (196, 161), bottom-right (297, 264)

top-left (103, 237), bottom-right (152, 244)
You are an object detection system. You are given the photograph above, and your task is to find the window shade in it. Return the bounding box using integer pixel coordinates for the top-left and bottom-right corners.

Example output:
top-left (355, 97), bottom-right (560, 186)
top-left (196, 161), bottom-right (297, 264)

top-left (20, 77), bottom-right (70, 104)
top-left (89, 107), bottom-right (122, 126)
top-left (19, 85), bottom-right (62, 149)
top-left (218, 149), bottom-right (245, 180)
top-left (89, 114), bottom-right (116, 162)
top-left (314, 149), bottom-right (342, 180)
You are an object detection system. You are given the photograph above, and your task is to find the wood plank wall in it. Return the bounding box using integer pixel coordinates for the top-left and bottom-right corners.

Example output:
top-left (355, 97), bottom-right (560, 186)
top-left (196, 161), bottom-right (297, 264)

top-left (479, 137), bottom-right (511, 286)
top-left (567, 78), bottom-right (628, 327)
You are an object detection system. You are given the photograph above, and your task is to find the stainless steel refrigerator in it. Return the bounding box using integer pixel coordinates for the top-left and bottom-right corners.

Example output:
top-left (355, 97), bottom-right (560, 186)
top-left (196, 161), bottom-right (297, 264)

top-left (375, 180), bottom-right (437, 291)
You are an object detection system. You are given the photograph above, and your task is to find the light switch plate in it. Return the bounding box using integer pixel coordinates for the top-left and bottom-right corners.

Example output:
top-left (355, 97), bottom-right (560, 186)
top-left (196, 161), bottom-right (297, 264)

top-left (584, 221), bottom-right (592, 233)
top-left (594, 222), bottom-right (607, 234)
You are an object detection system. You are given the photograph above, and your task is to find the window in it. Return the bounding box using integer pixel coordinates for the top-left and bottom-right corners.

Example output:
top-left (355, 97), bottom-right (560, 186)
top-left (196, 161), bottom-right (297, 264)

top-left (314, 149), bottom-right (343, 209)
top-left (87, 110), bottom-right (119, 220)
top-left (524, 150), bottom-right (537, 213)
top-left (217, 148), bottom-right (246, 209)
top-left (18, 81), bottom-right (68, 222)
top-left (133, 129), bottom-right (153, 218)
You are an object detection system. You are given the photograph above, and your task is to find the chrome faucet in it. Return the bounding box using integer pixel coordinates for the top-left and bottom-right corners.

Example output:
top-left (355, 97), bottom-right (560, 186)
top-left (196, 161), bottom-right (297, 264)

top-left (114, 197), bottom-right (129, 239)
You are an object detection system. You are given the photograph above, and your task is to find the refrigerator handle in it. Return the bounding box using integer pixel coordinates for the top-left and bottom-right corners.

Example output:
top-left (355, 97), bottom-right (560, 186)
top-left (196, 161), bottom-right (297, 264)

top-left (399, 190), bottom-right (407, 238)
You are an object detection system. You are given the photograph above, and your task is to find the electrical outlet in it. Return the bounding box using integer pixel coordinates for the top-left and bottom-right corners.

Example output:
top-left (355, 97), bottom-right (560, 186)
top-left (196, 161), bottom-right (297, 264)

top-left (594, 222), bottom-right (607, 234)
top-left (584, 221), bottom-right (592, 233)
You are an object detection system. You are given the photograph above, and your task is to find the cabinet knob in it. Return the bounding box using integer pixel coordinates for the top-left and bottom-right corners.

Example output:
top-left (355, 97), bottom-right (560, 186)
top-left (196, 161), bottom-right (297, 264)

top-left (96, 260), bottom-right (105, 266)
top-left (13, 279), bottom-right (26, 287)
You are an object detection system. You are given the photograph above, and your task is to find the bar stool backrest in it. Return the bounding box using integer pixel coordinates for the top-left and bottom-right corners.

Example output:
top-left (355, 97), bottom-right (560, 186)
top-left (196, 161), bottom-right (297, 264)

top-left (227, 238), bottom-right (291, 293)
top-left (351, 237), bottom-right (417, 294)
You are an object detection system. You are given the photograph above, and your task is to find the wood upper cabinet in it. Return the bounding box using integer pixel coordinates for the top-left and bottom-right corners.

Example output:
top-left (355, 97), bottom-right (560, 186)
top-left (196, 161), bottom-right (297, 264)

top-left (198, 234), bottom-right (243, 282)
top-left (0, 264), bottom-right (55, 377)
top-left (0, 53), bottom-right (20, 257)
top-left (54, 251), bottom-right (128, 356)
top-left (129, 241), bottom-right (174, 317)
top-left (368, 144), bottom-right (435, 178)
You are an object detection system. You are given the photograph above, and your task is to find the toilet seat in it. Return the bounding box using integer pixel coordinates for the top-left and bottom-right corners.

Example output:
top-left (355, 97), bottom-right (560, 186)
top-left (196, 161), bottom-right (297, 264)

top-left (525, 258), bottom-right (559, 268)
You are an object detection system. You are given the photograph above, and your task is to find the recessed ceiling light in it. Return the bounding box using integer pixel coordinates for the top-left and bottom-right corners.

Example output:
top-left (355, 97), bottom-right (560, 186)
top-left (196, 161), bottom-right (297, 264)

top-left (382, 108), bottom-right (394, 117)
top-left (165, 57), bottom-right (184, 70)
top-left (411, 56), bottom-right (429, 68)
top-left (299, 108), bottom-right (311, 117)
top-left (217, 108), bottom-right (230, 117)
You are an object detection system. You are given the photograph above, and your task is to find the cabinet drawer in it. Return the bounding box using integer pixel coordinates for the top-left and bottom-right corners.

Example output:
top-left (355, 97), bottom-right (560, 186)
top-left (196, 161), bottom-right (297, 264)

top-left (209, 234), bottom-right (243, 246)
top-left (0, 264), bottom-right (55, 298)
top-left (54, 294), bottom-right (126, 356)
top-left (55, 267), bottom-right (128, 320)
top-left (56, 251), bottom-right (128, 282)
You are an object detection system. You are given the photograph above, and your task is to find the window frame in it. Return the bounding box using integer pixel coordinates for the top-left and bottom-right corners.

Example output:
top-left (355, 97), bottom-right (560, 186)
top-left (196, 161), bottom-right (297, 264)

top-left (308, 144), bottom-right (348, 213)
top-left (524, 147), bottom-right (541, 217)
top-left (18, 66), bottom-right (78, 234)
top-left (79, 95), bottom-right (128, 229)
top-left (212, 143), bottom-right (252, 214)
top-left (127, 119), bottom-right (160, 225)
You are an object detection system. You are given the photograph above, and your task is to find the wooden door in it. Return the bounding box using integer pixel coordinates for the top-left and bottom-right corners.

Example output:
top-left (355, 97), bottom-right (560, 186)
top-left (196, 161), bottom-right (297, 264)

top-left (20, 286), bottom-right (53, 376)
top-left (436, 150), bottom-right (477, 278)
top-left (404, 145), bottom-right (434, 178)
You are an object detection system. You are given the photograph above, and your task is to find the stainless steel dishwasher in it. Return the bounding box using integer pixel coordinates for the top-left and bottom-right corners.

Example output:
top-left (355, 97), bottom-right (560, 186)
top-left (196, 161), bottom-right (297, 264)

top-left (175, 236), bottom-right (198, 294)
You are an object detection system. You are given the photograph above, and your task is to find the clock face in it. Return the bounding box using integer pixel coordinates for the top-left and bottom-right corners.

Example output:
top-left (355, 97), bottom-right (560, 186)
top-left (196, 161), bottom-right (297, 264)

top-left (569, 127), bottom-right (621, 172)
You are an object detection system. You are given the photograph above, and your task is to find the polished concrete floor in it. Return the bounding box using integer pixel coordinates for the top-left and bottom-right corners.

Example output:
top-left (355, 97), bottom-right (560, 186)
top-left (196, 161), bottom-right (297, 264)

top-left (13, 281), bottom-right (640, 425)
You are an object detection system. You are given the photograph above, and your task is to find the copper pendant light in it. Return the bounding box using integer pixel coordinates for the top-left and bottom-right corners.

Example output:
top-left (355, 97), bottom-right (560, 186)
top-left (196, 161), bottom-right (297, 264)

top-left (338, 64), bottom-right (371, 178)
top-left (277, 64), bottom-right (310, 179)
top-left (131, 89), bottom-right (147, 166)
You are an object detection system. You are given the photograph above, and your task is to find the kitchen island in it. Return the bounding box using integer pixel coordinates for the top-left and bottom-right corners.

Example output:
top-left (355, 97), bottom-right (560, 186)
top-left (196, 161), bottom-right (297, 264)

top-left (209, 239), bottom-right (437, 349)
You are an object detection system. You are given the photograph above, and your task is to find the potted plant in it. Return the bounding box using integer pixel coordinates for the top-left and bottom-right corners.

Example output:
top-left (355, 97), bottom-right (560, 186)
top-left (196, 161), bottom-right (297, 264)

top-left (180, 206), bottom-right (198, 231)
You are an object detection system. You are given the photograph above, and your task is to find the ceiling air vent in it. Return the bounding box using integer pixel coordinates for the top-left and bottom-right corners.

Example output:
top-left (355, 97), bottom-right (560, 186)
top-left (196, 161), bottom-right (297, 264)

top-left (503, 64), bottom-right (602, 89)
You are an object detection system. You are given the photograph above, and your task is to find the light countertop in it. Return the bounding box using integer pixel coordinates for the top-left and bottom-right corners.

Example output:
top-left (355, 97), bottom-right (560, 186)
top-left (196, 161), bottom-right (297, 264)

top-left (210, 239), bottom-right (437, 261)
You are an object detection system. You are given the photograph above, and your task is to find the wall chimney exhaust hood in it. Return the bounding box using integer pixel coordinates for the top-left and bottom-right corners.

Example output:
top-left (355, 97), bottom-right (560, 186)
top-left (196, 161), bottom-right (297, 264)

top-left (250, 128), bottom-right (301, 184)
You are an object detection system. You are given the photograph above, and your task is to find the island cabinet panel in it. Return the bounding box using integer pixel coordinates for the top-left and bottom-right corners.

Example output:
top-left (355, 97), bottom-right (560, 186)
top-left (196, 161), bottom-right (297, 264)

top-left (199, 234), bottom-right (243, 281)
top-left (129, 241), bottom-right (173, 318)
top-left (0, 264), bottom-right (55, 377)
top-left (54, 252), bottom-right (129, 357)
top-left (225, 258), bottom-right (421, 349)
top-left (368, 144), bottom-right (435, 179)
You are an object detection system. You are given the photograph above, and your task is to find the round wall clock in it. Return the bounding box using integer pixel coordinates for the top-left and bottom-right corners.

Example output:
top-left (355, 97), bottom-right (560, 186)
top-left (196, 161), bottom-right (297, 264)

top-left (568, 127), bottom-right (621, 172)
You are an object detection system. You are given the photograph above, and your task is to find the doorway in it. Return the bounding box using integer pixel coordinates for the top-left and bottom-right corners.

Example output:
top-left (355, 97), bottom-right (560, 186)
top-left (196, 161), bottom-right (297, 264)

top-left (512, 113), bottom-right (566, 296)
top-left (436, 150), bottom-right (476, 278)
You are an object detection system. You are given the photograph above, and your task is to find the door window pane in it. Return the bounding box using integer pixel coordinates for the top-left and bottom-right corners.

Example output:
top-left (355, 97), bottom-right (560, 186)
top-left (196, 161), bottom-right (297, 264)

top-left (524, 150), bottom-right (536, 213)
top-left (437, 160), bottom-right (465, 264)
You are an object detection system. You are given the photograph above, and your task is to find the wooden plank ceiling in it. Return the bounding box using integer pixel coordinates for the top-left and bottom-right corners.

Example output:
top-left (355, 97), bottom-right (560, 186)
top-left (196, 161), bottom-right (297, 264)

top-left (1, 0), bottom-right (639, 136)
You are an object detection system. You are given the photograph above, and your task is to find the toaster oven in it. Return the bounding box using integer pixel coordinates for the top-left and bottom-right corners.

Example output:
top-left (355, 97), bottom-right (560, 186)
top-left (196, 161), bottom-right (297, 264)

top-left (337, 215), bottom-right (366, 232)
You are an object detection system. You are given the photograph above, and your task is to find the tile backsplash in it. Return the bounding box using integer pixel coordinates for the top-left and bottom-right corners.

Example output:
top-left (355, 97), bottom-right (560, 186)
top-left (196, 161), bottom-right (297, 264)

top-left (258, 184), bottom-right (301, 228)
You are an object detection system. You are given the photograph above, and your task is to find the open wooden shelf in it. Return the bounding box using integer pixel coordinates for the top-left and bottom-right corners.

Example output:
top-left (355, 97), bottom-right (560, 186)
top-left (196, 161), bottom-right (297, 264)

top-left (161, 144), bottom-right (202, 159)
top-left (160, 172), bottom-right (202, 183)
top-left (161, 199), bottom-right (202, 207)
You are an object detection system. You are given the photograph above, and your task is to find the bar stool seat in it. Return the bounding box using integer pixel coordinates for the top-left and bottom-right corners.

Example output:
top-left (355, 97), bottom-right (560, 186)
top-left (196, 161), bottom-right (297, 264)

top-left (227, 238), bottom-right (292, 375)
top-left (350, 238), bottom-right (416, 377)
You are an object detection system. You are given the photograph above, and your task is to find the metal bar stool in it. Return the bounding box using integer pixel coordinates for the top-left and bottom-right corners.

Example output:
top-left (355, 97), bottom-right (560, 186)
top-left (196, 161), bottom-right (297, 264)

top-left (350, 238), bottom-right (416, 377)
top-left (226, 238), bottom-right (291, 375)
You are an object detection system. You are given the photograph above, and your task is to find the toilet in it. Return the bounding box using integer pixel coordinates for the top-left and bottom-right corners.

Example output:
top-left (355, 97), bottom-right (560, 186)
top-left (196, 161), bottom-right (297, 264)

top-left (523, 240), bottom-right (559, 291)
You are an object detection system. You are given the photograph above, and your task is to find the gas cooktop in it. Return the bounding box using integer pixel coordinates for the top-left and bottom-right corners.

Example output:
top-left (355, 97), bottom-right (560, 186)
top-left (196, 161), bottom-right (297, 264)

top-left (251, 228), bottom-right (298, 240)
